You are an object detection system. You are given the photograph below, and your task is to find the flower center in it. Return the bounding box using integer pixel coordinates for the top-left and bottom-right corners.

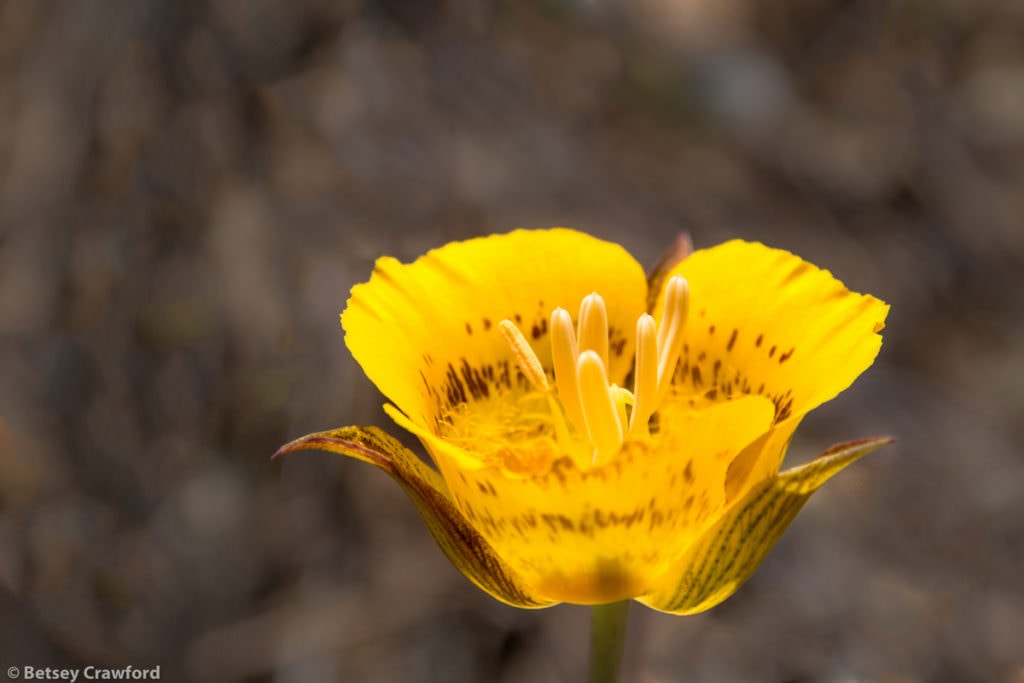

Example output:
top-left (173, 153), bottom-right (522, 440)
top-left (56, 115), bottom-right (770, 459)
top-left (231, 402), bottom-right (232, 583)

top-left (499, 275), bottom-right (690, 467)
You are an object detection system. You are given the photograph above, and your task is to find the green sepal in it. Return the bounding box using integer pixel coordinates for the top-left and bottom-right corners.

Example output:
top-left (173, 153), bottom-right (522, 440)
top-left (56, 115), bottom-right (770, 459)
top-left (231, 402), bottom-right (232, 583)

top-left (640, 436), bottom-right (894, 615)
top-left (274, 426), bottom-right (556, 608)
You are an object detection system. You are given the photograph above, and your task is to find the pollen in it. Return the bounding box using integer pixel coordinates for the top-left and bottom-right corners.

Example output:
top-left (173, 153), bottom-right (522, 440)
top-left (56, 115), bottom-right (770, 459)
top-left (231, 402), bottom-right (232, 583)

top-left (498, 275), bottom-right (691, 468)
top-left (499, 320), bottom-right (550, 392)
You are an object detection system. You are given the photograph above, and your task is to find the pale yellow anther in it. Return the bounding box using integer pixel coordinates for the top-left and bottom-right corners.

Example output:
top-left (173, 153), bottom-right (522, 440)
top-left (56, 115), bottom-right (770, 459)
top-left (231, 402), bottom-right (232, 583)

top-left (576, 350), bottom-right (624, 464)
top-left (629, 313), bottom-right (659, 434)
top-left (578, 293), bottom-right (609, 369)
top-left (499, 320), bottom-right (550, 392)
top-left (550, 308), bottom-right (586, 434)
top-left (656, 275), bottom-right (690, 399)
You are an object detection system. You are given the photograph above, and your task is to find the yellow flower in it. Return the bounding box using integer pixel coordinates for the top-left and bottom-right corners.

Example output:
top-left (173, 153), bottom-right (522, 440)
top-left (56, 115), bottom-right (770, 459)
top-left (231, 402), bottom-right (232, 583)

top-left (276, 228), bottom-right (891, 614)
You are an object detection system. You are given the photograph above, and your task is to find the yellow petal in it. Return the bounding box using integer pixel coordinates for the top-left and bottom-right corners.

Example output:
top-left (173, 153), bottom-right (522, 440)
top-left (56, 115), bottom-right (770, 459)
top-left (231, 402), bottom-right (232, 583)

top-left (273, 426), bottom-right (555, 608)
top-left (342, 229), bottom-right (648, 434)
top-left (654, 240), bottom-right (888, 478)
top-left (723, 416), bottom-right (800, 502)
top-left (639, 436), bottom-right (894, 615)
top-left (390, 394), bottom-right (775, 605)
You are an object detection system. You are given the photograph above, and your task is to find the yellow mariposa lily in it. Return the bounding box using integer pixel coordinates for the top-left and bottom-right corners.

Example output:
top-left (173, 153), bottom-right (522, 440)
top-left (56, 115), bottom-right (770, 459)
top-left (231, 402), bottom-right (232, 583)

top-left (276, 228), bottom-right (891, 614)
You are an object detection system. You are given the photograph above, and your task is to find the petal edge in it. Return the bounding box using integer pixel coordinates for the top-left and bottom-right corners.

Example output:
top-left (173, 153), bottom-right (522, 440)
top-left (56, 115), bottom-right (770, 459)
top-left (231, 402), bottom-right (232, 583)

top-left (342, 228), bottom-right (648, 430)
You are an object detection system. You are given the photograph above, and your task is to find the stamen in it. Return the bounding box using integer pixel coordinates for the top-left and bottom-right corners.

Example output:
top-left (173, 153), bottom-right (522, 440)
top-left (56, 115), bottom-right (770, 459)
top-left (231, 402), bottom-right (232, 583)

top-left (500, 279), bottom-right (688, 468)
top-left (550, 307), bottom-right (587, 434)
top-left (629, 313), bottom-right (658, 434)
top-left (576, 350), bottom-right (624, 464)
top-left (656, 275), bottom-right (690, 399)
top-left (578, 293), bottom-right (609, 369)
top-left (609, 385), bottom-right (632, 437)
top-left (499, 320), bottom-right (550, 392)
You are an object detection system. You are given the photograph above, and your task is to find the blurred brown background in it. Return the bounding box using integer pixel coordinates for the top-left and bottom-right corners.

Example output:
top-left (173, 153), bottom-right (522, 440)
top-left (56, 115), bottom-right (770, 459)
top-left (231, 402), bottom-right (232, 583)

top-left (1, 1), bottom-right (1022, 681)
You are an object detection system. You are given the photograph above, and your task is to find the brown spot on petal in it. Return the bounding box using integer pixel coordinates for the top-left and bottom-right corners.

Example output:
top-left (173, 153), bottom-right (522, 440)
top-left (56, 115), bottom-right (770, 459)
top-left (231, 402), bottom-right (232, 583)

top-left (460, 358), bottom-right (489, 400)
top-left (611, 338), bottom-right (627, 357)
top-left (444, 362), bottom-right (468, 405)
top-left (475, 480), bottom-right (498, 496)
top-left (541, 513), bottom-right (576, 533)
top-left (550, 458), bottom-right (571, 487)
top-left (782, 261), bottom-right (812, 284)
top-left (649, 508), bottom-right (665, 531)
top-left (726, 328), bottom-right (738, 351)
top-left (537, 560), bottom-right (644, 604)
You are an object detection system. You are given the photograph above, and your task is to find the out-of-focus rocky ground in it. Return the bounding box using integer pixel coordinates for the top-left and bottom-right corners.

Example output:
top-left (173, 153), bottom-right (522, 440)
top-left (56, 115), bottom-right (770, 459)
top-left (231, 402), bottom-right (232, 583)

top-left (1, 1), bottom-right (1022, 681)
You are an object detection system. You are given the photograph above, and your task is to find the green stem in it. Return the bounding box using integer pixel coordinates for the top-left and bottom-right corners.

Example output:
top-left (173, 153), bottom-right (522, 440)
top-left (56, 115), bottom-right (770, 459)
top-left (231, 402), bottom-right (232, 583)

top-left (588, 601), bottom-right (631, 683)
